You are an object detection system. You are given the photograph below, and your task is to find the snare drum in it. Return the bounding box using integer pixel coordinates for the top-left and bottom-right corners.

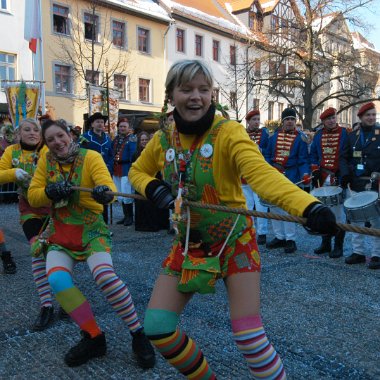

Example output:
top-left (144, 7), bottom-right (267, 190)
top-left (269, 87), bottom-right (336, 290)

top-left (310, 186), bottom-right (343, 207)
top-left (344, 191), bottom-right (380, 223)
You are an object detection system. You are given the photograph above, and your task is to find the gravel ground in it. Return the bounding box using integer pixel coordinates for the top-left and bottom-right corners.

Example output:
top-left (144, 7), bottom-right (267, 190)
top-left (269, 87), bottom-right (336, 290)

top-left (0, 201), bottom-right (379, 379)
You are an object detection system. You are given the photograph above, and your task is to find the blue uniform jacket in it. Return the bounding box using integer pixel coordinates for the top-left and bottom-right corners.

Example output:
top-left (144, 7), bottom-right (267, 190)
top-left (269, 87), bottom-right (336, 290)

top-left (112, 135), bottom-right (137, 177)
top-left (340, 123), bottom-right (380, 191)
top-left (265, 130), bottom-right (310, 183)
top-left (81, 130), bottom-right (114, 175)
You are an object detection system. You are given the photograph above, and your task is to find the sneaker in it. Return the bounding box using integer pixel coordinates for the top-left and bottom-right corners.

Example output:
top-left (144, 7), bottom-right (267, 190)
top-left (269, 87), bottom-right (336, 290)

top-left (256, 234), bottom-right (266, 245)
top-left (32, 306), bottom-right (55, 331)
top-left (131, 329), bottom-right (156, 369)
top-left (345, 253), bottom-right (366, 265)
top-left (1, 251), bottom-right (16, 274)
top-left (284, 240), bottom-right (297, 254)
top-left (368, 256), bottom-right (380, 270)
top-left (266, 238), bottom-right (286, 249)
top-left (65, 331), bottom-right (106, 367)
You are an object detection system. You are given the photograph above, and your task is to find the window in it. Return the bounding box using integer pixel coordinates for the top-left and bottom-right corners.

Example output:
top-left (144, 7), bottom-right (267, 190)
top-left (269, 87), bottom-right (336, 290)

top-left (85, 70), bottom-right (99, 86)
top-left (277, 103), bottom-right (284, 118)
top-left (212, 88), bottom-right (219, 103)
top-left (230, 91), bottom-right (237, 109)
top-left (112, 20), bottom-right (125, 48)
top-left (53, 4), bottom-right (69, 35)
top-left (230, 45), bottom-right (236, 65)
top-left (176, 28), bottom-right (185, 53)
top-left (195, 35), bottom-right (203, 57)
top-left (0, 0), bottom-right (9, 11)
top-left (137, 27), bottom-right (150, 53)
top-left (212, 40), bottom-right (220, 62)
top-left (0, 53), bottom-right (16, 89)
top-left (114, 74), bottom-right (127, 100)
top-left (54, 64), bottom-right (71, 93)
top-left (139, 78), bottom-right (151, 102)
top-left (268, 101), bottom-right (274, 120)
top-left (253, 98), bottom-right (259, 110)
top-left (254, 60), bottom-right (261, 77)
top-left (84, 12), bottom-right (99, 42)
top-left (271, 15), bottom-right (279, 32)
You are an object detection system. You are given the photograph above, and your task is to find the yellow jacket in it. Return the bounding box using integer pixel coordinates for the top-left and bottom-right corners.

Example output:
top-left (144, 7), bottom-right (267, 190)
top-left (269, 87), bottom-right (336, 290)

top-left (28, 149), bottom-right (116, 214)
top-left (0, 144), bottom-right (48, 184)
top-left (129, 115), bottom-right (317, 217)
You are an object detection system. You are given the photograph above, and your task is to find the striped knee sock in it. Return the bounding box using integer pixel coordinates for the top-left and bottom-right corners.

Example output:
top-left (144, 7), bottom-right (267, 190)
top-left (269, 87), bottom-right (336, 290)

top-left (148, 328), bottom-right (216, 379)
top-left (232, 315), bottom-right (286, 379)
top-left (92, 263), bottom-right (141, 333)
top-left (48, 268), bottom-right (101, 338)
top-left (31, 256), bottom-right (53, 307)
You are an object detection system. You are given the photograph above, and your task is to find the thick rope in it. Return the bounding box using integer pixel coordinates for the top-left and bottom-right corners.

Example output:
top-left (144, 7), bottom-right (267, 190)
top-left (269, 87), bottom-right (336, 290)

top-left (71, 186), bottom-right (380, 237)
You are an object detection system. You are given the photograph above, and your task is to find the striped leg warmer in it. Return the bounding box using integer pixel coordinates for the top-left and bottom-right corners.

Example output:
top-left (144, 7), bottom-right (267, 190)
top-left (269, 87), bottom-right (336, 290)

top-left (48, 268), bottom-right (101, 338)
top-left (92, 263), bottom-right (142, 333)
top-left (31, 256), bottom-right (53, 307)
top-left (232, 315), bottom-right (286, 379)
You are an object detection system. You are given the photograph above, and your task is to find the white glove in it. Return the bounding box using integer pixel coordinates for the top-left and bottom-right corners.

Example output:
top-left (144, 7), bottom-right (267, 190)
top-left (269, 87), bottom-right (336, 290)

top-left (15, 168), bottom-right (30, 181)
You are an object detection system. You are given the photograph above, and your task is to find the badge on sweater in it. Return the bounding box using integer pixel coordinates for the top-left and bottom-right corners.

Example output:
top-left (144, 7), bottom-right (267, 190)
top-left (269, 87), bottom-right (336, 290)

top-left (166, 148), bottom-right (175, 162)
top-left (200, 144), bottom-right (213, 158)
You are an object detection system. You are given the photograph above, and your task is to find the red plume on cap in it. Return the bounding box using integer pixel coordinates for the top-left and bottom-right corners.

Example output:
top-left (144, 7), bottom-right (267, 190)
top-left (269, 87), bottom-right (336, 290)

top-left (357, 102), bottom-right (375, 117)
top-left (320, 107), bottom-right (336, 120)
top-left (245, 110), bottom-right (260, 120)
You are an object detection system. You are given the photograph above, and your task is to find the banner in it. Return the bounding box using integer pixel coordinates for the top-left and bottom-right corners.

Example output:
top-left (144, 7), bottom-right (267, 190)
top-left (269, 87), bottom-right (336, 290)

top-left (88, 85), bottom-right (120, 137)
top-left (3, 81), bottom-right (41, 127)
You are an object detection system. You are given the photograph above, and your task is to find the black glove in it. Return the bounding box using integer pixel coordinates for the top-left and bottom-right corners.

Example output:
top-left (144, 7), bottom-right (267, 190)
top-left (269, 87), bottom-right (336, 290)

top-left (341, 175), bottom-right (352, 189)
top-left (303, 202), bottom-right (338, 235)
top-left (311, 169), bottom-right (321, 188)
top-left (145, 180), bottom-right (174, 209)
top-left (92, 185), bottom-right (114, 204)
top-left (45, 181), bottom-right (73, 202)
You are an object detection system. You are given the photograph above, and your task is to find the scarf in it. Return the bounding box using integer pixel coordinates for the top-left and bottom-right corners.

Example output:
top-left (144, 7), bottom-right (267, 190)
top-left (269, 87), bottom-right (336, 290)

top-left (173, 104), bottom-right (215, 136)
top-left (48, 141), bottom-right (80, 164)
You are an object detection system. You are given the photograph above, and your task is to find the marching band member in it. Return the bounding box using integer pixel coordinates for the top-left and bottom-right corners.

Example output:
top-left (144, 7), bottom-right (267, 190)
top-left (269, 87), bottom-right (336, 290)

top-left (241, 110), bottom-right (269, 245)
top-left (264, 108), bottom-right (311, 254)
top-left (340, 102), bottom-right (380, 269)
top-left (310, 107), bottom-right (348, 257)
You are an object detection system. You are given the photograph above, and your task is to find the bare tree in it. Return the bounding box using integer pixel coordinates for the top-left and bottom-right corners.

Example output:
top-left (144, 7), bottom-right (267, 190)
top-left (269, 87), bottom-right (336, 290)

top-left (239, 0), bottom-right (379, 129)
top-left (53, 0), bottom-right (130, 93)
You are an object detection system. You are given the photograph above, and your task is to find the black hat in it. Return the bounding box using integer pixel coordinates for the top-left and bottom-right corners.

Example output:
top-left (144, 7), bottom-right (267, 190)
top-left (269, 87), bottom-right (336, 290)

top-left (281, 108), bottom-right (296, 121)
top-left (88, 112), bottom-right (108, 126)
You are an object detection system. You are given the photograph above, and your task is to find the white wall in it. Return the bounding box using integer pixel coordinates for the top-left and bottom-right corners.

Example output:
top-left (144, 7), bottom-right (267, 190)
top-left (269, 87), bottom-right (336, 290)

top-left (0, 0), bottom-right (33, 104)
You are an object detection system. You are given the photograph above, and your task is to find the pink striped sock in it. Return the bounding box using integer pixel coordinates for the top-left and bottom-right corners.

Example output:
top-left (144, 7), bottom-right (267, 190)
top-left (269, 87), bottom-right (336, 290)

top-left (92, 264), bottom-right (142, 332)
top-left (31, 256), bottom-right (53, 307)
top-left (232, 315), bottom-right (286, 379)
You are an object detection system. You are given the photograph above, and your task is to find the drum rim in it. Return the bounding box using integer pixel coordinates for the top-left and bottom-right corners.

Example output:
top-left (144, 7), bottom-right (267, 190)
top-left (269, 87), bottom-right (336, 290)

top-left (344, 191), bottom-right (379, 208)
top-left (310, 186), bottom-right (343, 197)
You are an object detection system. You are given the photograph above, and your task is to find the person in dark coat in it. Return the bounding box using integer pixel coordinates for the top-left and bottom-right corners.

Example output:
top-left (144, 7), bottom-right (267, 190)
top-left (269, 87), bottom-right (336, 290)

top-left (340, 102), bottom-right (380, 269)
top-left (133, 131), bottom-right (169, 232)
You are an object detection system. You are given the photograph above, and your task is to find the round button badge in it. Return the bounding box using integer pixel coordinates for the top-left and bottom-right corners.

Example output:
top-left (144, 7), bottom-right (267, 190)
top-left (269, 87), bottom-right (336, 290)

top-left (166, 148), bottom-right (175, 162)
top-left (200, 144), bottom-right (213, 158)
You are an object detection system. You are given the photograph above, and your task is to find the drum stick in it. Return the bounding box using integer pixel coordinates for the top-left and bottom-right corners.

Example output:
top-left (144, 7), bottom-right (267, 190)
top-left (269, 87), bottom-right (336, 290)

top-left (295, 175), bottom-right (314, 186)
top-left (71, 186), bottom-right (380, 237)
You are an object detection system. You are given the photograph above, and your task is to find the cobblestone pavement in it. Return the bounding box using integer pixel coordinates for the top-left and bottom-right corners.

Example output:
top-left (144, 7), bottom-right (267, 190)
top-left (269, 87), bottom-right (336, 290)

top-left (1, 202), bottom-right (379, 379)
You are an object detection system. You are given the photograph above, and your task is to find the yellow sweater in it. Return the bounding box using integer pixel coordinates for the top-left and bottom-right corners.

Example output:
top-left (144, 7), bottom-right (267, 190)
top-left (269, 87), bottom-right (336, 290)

top-left (0, 144), bottom-right (48, 184)
top-left (129, 115), bottom-right (318, 217)
top-left (28, 149), bottom-right (116, 214)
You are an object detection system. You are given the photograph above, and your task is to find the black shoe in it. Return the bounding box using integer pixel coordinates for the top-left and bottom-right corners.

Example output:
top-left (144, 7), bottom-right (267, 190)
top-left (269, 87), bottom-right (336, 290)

top-left (116, 218), bottom-right (125, 225)
top-left (257, 234), bottom-right (266, 245)
top-left (32, 306), bottom-right (54, 331)
top-left (368, 256), bottom-right (380, 270)
top-left (314, 236), bottom-right (332, 255)
top-left (124, 204), bottom-right (134, 226)
top-left (124, 215), bottom-right (133, 226)
top-left (58, 306), bottom-right (70, 321)
top-left (329, 231), bottom-right (345, 259)
top-left (1, 251), bottom-right (16, 274)
top-left (266, 238), bottom-right (286, 249)
top-left (167, 228), bottom-right (176, 235)
top-left (284, 240), bottom-right (297, 253)
top-left (345, 253), bottom-right (366, 265)
top-left (65, 331), bottom-right (106, 367)
top-left (131, 329), bottom-right (156, 369)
